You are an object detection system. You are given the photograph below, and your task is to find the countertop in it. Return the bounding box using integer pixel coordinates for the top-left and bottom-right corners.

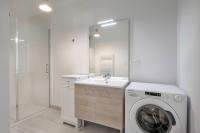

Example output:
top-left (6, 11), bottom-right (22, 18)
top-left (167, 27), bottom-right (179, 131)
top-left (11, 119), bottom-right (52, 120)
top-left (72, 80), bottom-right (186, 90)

top-left (61, 74), bottom-right (88, 80)
top-left (75, 78), bottom-right (129, 89)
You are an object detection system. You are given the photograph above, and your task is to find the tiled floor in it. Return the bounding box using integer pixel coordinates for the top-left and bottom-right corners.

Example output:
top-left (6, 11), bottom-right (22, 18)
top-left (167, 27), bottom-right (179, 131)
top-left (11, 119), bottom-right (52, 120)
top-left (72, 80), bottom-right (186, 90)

top-left (10, 108), bottom-right (120, 133)
top-left (10, 103), bottom-right (48, 126)
top-left (18, 103), bottom-right (47, 120)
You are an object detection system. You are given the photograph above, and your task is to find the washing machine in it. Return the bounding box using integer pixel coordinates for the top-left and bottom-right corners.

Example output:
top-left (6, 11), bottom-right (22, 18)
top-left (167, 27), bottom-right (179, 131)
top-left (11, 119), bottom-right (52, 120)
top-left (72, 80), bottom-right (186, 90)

top-left (125, 82), bottom-right (187, 133)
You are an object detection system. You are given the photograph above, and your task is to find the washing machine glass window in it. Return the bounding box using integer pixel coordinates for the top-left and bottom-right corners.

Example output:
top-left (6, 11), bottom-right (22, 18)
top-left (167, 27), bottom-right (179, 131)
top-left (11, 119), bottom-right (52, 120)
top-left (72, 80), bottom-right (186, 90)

top-left (136, 104), bottom-right (176, 133)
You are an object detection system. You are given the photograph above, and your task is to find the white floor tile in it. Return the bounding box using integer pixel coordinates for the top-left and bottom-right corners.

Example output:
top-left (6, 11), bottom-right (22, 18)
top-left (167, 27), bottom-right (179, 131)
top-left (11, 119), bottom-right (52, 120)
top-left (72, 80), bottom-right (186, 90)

top-left (11, 108), bottom-right (120, 133)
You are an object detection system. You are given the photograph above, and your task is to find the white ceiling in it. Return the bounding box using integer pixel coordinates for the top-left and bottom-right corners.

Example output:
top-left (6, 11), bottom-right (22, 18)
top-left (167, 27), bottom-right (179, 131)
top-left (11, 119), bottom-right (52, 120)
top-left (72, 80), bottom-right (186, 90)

top-left (11, 0), bottom-right (52, 17)
top-left (11, 0), bottom-right (87, 17)
top-left (54, 0), bottom-right (83, 5)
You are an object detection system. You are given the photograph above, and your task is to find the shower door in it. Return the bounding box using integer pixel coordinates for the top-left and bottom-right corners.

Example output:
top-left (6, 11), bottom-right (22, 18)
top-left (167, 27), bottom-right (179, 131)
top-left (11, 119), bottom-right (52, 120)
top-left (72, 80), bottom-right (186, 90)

top-left (9, 13), bottom-right (17, 125)
top-left (9, 14), bottom-right (50, 123)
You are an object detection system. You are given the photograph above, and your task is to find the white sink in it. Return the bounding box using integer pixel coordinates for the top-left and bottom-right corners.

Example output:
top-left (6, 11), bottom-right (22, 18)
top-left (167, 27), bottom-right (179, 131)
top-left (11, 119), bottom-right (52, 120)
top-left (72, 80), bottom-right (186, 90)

top-left (75, 77), bottom-right (129, 88)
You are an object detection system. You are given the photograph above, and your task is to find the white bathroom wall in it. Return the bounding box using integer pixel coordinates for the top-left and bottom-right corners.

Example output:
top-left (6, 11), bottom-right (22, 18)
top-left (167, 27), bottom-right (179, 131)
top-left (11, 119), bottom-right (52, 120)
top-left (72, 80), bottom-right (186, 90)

top-left (51, 0), bottom-right (177, 107)
top-left (177, 0), bottom-right (200, 133)
top-left (0, 0), bottom-right (10, 132)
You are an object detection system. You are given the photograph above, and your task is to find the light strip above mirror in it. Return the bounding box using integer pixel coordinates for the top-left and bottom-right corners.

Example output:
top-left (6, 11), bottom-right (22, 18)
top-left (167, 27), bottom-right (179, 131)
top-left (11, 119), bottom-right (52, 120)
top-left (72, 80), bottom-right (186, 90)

top-left (101, 22), bottom-right (117, 27)
top-left (97, 19), bottom-right (114, 25)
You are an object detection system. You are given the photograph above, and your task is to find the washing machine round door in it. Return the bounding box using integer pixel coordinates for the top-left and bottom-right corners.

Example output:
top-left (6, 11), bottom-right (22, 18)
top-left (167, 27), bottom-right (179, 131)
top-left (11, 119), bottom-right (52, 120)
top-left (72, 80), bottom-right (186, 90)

top-left (129, 98), bottom-right (181, 133)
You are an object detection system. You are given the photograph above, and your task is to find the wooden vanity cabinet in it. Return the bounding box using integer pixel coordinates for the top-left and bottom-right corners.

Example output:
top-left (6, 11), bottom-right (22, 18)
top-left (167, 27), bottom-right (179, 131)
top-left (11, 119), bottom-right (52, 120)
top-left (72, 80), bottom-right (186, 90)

top-left (75, 85), bottom-right (124, 131)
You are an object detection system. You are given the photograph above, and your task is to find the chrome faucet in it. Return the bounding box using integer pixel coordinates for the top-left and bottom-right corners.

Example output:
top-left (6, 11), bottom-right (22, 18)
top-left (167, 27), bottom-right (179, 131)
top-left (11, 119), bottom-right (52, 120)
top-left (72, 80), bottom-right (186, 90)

top-left (103, 73), bottom-right (111, 83)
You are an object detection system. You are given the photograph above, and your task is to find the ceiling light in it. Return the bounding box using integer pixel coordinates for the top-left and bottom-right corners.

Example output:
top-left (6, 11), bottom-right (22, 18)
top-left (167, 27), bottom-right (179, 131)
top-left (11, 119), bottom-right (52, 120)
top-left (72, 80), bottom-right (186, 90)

top-left (93, 33), bottom-right (101, 38)
top-left (39, 4), bottom-right (52, 12)
top-left (101, 22), bottom-right (117, 27)
top-left (97, 19), bottom-right (114, 25)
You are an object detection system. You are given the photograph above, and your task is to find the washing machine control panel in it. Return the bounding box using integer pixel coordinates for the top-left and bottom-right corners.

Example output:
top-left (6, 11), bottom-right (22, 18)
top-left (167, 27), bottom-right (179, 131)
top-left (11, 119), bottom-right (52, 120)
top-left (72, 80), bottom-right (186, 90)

top-left (145, 92), bottom-right (161, 97)
top-left (127, 89), bottom-right (184, 102)
top-left (174, 95), bottom-right (183, 102)
top-left (128, 90), bottom-right (163, 98)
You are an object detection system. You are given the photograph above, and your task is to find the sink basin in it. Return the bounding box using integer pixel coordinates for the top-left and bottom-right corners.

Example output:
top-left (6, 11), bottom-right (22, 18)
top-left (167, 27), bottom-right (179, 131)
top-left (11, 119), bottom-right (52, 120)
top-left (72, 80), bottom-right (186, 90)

top-left (75, 77), bottom-right (129, 88)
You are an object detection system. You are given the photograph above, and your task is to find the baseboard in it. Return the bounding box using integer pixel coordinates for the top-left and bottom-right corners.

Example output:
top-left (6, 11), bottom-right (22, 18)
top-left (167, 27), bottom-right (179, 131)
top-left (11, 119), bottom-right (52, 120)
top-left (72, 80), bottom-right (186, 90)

top-left (50, 105), bottom-right (61, 111)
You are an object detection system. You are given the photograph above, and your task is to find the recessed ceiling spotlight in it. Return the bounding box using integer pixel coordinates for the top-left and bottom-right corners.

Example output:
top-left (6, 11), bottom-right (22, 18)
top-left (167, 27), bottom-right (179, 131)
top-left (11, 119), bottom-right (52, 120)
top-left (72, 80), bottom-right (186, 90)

top-left (101, 22), bottom-right (117, 27)
top-left (39, 0), bottom-right (52, 12)
top-left (97, 19), bottom-right (114, 25)
top-left (39, 4), bottom-right (52, 12)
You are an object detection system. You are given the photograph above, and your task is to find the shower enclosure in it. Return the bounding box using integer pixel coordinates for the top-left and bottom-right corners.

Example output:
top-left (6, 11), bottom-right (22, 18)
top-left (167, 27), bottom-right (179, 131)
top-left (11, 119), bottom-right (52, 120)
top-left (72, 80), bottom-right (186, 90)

top-left (9, 12), bottom-right (50, 124)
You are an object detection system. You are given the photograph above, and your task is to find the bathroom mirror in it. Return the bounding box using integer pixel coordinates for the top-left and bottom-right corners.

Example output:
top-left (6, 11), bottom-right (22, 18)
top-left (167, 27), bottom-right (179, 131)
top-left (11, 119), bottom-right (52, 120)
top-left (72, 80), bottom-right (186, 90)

top-left (89, 19), bottom-right (129, 77)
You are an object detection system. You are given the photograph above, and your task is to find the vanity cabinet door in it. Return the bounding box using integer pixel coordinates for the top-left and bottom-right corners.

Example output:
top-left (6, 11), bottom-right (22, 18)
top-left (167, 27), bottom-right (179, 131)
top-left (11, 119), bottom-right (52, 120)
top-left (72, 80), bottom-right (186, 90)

top-left (75, 85), bottom-right (96, 122)
top-left (75, 85), bottom-right (124, 130)
top-left (95, 103), bottom-right (123, 129)
top-left (61, 79), bottom-right (78, 125)
top-left (95, 87), bottom-right (123, 105)
top-left (95, 87), bottom-right (124, 129)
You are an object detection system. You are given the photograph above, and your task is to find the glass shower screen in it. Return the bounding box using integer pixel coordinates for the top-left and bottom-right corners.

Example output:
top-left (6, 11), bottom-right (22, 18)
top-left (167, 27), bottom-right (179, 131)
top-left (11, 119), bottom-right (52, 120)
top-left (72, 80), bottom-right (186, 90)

top-left (9, 13), bottom-right (50, 124)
